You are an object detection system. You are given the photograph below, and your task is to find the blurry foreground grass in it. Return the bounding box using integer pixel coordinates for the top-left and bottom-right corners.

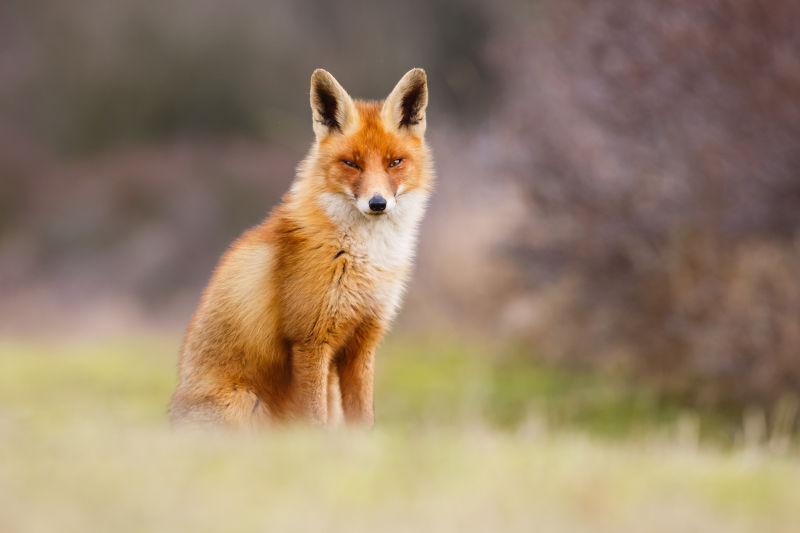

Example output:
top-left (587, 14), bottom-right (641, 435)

top-left (1, 336), bottom-right (799, 532)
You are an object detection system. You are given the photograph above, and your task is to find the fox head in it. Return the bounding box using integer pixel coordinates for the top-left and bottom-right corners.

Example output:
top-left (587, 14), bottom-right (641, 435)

top-left (303, 68), bottom-right (432, 219)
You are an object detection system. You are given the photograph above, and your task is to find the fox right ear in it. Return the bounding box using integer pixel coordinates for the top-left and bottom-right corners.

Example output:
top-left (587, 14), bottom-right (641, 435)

top-left (381, 68), bottom-right (428, 137)
top-left (310, 69), bottom-right (356, 139)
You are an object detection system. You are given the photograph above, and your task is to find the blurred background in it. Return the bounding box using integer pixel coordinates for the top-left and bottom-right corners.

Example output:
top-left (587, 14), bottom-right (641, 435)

top-left (2, 1), bottom-right (800, 531)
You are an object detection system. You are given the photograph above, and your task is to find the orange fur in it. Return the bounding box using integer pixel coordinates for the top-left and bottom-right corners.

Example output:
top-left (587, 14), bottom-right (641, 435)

top-left (170, 69), bottom-right (434, 428)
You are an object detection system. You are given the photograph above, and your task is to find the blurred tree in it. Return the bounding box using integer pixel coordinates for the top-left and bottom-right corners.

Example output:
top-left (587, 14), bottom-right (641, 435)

top-left (494, 0), bottom-right (800, 408)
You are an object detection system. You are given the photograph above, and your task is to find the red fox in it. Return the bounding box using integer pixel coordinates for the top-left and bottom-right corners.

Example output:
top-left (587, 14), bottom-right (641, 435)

top-left (169, 68), bottom-right (433, 428)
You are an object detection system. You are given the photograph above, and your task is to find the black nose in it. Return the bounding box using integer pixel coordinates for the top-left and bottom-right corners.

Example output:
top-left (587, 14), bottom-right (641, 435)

top-left (368, 195), bottom-right (387, 212)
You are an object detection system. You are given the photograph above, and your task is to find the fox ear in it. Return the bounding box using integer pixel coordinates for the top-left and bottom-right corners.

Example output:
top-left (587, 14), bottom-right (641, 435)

top-left (310, 69), bottom-right (356, 139)
top-left (381, 68), bottom-right (428, 136)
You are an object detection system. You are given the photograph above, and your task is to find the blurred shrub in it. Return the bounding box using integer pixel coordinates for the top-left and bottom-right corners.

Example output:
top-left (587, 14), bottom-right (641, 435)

top-left (493, 0), bottom-right (800, 409)
top-left (0, 0), bottom-right (495, 330)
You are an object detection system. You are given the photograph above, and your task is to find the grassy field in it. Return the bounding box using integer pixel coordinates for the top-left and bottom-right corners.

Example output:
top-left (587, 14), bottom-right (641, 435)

top-left (1, 335), bottom-right (799, 532)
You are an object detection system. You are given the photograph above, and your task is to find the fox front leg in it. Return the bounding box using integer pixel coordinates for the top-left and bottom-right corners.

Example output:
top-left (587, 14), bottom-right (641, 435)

top-left (336, 323), bottom-right (382, 427)
top-left (289, 343), bottom-right (333, 425)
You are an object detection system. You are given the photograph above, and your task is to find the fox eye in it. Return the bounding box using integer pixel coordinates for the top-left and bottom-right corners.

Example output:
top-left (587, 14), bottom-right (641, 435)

top-left (388, 158), bottom-right (403, 168)
top-left (341, 160), bottom-right (360, 170)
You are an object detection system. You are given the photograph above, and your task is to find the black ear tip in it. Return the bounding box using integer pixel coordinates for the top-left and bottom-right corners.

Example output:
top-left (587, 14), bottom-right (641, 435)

top-left (406, 68), bottom-right (428, 88)
top-left (310, 69), bottom-right (329, 87)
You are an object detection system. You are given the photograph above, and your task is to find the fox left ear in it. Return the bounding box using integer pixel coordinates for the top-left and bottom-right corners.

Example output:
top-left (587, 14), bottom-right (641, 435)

top-left (310, 69), bottom-right (357, 139)
top-left (381, 68), bottom-right (428, 137)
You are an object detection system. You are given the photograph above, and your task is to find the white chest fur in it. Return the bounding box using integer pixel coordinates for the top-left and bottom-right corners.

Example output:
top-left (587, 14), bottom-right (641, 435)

top-left (319, 190), bottom-right (428, 322)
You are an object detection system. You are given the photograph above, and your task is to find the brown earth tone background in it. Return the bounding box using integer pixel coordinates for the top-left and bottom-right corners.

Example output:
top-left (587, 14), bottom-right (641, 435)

top-left (2, 0), bottom-right (799, 414)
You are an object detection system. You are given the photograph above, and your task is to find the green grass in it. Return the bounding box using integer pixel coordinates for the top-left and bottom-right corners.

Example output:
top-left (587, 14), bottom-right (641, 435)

top-left (376, 337), bottom-right (733, 440)
top-left (1, 335), bottom-right (799, 532)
